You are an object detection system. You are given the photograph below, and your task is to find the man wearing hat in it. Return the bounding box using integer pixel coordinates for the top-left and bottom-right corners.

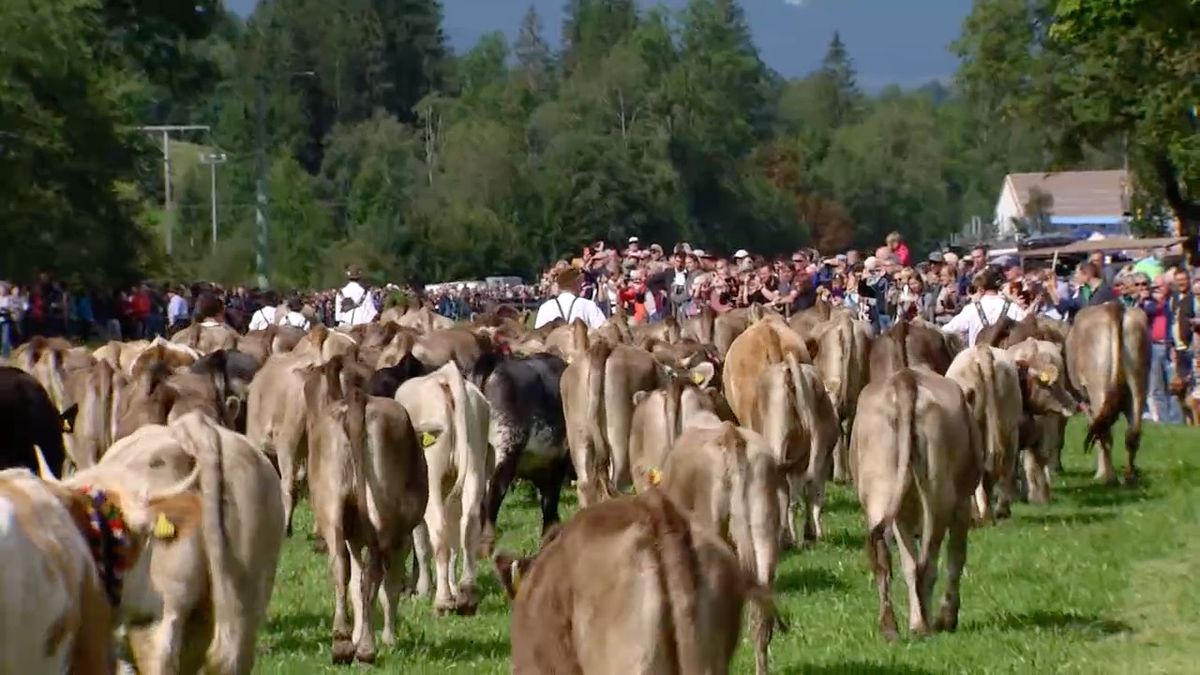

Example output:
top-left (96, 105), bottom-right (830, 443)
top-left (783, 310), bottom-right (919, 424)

top-left (336, 265), bottom-right (378, 327)
top-left (941, 266), bottom-right (1025, 346)
top-left (534, 266), bottom-right (607, 330)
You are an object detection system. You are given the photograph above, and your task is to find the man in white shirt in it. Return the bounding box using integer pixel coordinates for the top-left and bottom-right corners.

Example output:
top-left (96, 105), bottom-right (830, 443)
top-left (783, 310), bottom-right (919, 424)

top-left (335, 266), bottom-right (378, 327)
top-left (941, 267), bottom-right (1026, 346)
top-left (535, 267), bottom-right (608, 330)
top-left (247, 291), bottom-right (279, 331)
top-left (166, 288), bottom-right (189, 328)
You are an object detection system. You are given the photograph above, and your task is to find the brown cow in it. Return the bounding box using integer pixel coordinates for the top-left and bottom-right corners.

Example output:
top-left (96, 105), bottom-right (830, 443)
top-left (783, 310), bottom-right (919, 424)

top-left (304, 357), bottom-right (429, 663)
top-left (561, 342), bottom-right (665, 504)
top-left (753, 354), bottom-right (838, 543)
top-left (682, 306), bottom-right (753, 358)
top-left (659, 421), bottom-right (786, 674)
top-left (869, 318), bottom-right (959, 382)
top-left (1065, 302), bottom-right (1150, 484)
top-left (852, 368), bottom-right (982, 640)
top-left (171, 320), bottom-right (239, 354)
top-left (496, 489), bottom-right (779, 675)
top-left (1008, 338), bottom-right (1078, 503)
top-left (627, 365), bottom-right (722, 492)
top-left (723, 313), bottom-right (811, 427)
top-left (807, 313), bottom-right (871, 482)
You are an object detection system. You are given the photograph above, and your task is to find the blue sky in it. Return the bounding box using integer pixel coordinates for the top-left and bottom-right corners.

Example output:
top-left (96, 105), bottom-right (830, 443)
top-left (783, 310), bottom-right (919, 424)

top-left (225, 0), bottom-right (971, 87)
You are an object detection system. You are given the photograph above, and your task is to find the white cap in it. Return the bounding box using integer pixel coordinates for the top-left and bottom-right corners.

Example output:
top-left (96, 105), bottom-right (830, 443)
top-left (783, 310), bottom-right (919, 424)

top-left (864, 256), bottom-right (879, 270)
top-left (692, 249), bottom-right (707, 257)
top-left (733, 249), bottom-right (750, 259)
top-left (628, 236), bottom-right (640, 243)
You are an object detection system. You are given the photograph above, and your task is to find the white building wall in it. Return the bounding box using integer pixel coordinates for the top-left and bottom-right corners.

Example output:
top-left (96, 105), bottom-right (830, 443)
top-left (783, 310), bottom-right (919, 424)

top-left (993, 178), bottom-right (1022, 237)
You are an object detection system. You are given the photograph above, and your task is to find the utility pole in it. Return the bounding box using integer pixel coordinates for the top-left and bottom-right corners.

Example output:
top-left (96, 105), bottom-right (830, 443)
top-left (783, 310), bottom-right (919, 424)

top-left (199, 150), bottom-right (227, 252)
top-left (254, 71), bottom-right (315, 290)
top-left (138, 125), bottom-right (209, 256)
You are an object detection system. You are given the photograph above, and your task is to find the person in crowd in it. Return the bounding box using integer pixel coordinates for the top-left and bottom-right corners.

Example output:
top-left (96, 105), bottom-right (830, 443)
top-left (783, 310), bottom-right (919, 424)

top-left (248, 290), bottom-right (280, 331)
top-left (0, 282), bottom-right (18, 358)
top-left (886, 232), bottom-right (911, 266)
top-left (941, 267), bottom-right (1026, 347)
top-left (280, 295), bottom-right (311, 330)
top-left (1050, 261), bottom-right (1115, 319)
top-left (167, 286), bottom-right (190, 333)
top-left (335, 266), bottom-right (378, 327)
top-left (1143, 274), bottom-right (1184, 424)
top-left (534, 266), bottom-right (606, 329)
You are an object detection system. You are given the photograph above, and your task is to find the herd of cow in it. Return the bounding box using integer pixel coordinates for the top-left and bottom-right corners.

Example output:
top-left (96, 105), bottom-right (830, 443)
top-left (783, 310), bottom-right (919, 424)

top-left (0, 297), bottom-right (1149, 674)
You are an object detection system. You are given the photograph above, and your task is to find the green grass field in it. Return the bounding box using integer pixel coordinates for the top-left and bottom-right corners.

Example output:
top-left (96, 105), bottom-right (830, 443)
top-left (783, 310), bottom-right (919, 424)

top-left (255, 419), bottom-right (1200, 674)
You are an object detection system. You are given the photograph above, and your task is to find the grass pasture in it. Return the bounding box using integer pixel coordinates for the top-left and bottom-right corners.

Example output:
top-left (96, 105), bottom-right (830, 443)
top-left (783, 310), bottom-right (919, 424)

top-left (256, 418), bottom-right (1200, 674)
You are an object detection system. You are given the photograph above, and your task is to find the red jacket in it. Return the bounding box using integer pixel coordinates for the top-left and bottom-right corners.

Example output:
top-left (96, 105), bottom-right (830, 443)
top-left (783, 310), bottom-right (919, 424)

top-left (895, 243), bottom-right (911, 266)
top-left (131, 291), bottom-right (151, 320)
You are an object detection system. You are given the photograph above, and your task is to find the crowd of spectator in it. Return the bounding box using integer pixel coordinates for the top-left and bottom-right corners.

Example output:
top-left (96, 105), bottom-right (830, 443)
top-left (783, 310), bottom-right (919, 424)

top-left (4, 230), bottom-right (1199, 425)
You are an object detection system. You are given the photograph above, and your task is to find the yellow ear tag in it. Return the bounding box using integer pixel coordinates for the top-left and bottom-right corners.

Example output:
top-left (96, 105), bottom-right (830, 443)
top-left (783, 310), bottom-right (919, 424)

top-left (420, 431), bottom-right (437, 448)
top-left (691, 372), bottom-right (705, 385)
top-left (153, 513), bottom-right (177, 540)
top-left (648, 468), bottom-right (663, 486)
top-left (1038, 371), bottom-right (1051, 384)
top-left (511, 561), bottom-right (523, 593)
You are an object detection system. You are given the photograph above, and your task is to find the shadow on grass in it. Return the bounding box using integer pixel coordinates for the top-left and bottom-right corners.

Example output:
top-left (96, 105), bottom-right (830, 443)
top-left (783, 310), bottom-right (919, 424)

top-left (979, 610), bottom-right (1131, 637)
top-left (1059, 480), bottom-right (1152, 509)
top-left (819, 528), bottom-right (864, 551)
top-left (396, 633), bottom-right (510, 663)
top-left (264, 610), bottom-right (328, 654)
top-left (1016, 510), bottom-right (1116, 527)
top-left (797, 662), bottom-right (937, 674)
top-left (775, 567), bottom-right (847, 594)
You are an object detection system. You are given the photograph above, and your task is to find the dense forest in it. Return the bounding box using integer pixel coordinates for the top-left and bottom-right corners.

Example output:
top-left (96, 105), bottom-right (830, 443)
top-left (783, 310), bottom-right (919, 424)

top-left (2, 0), bottom-right (1196, 288)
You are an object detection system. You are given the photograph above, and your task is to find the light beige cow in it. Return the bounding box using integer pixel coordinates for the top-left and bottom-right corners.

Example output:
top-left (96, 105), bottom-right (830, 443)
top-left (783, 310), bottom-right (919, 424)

top-left (946, 345), bottom-right (1025, 521)
top-left (0, 466), bottom-right (201, 675)
top-left (63, 412), bottom-right (285, 674)
top-left (723, 313), bottom-right (811, 427)
top-left (627, 364), bottom-right (721, 492)
top-left (659, 421), bottom-right (786, 675)
top-left (807, 313), bottom-right (871, 482)
top-left (246, 351), bottom-right (321, 535)
top-left (1008, 338), bottom-right (1079, 503)
top-left (303, 358), bottom-right (428, 663)
top-left (394, 361), bottom-right (491, 614)
top-left (852, 368), bottom-right (982, 641)
top-left (170, 321), bottom-right (239, 354)
top-left (561, 342), bottom-right (665, 504)
top-left (753, 354), bottom-right (839, 544)
top-left (496, 489), bottom-right (780, 675)
top-left (1065, 302), bottom-right (1150, 484)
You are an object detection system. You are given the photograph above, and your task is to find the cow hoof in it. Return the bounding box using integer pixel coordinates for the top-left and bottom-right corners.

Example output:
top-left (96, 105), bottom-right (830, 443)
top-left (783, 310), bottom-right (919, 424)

top-left (454, 600), bottom-right (480, 617)
top-left (354, 647), bottom-right (377, 664)
top-left (934, 608), bottom-right (959, 633)
top-left (881, 625), bottom-right (900, 643)
top-left (434, 601), bottom-right (457, 616)
top-left (332, 640), bottom-right (356, 665)
top-left (1123, 472), bottom-right (1139, 488)
top-left (910, 623), bottom-right (931, 639)
top-left (995, 506), bottom-right (1012, 521)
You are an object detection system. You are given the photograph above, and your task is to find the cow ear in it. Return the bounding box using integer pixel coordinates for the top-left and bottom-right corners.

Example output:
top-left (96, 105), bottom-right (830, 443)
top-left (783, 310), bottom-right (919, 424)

top-left (632, 390), bottom-right (650, 407)
top-left (61, 403), bottom-right (79, 433)
top-left (223, 395), bottom-right (242, 425)
top-left (688, 362), bottom-right (715, 387)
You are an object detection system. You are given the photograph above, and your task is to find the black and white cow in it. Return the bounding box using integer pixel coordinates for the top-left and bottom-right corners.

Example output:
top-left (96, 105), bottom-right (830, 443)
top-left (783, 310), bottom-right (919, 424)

top-left (0, 366), bottom-right (76, 477)
top-left (471, 351), bottom-right (571, 555)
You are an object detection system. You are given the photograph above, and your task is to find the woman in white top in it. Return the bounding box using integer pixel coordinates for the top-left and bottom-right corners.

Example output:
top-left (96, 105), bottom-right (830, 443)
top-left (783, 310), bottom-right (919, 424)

top-left (280, 296), bottom-right (311, 330)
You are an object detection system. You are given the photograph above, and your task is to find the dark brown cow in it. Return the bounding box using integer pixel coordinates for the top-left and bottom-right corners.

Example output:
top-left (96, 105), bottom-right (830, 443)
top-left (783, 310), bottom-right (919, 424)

top-left (869, 319), bottom-right (959, 382)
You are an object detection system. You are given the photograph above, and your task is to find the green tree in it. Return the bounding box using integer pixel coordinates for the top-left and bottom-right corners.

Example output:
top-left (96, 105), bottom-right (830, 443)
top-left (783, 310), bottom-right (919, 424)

top-left (957, 0), bottom-right (1200, 251)
top-left (562, 0), bottom-right (639, 73)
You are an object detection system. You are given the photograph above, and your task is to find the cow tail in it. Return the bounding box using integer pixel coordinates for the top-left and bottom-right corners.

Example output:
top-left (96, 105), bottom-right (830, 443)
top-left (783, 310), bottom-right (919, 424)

top-left (172, 413), bottom-right (243, 674)
top-left (585, 343), bottom-right (614, 499)
top-left (344, 386), bottom-right (371, 529)
top-left (888, 371), bottom-right (921, 521)
top-left (975, 348), bottom-right (1002, 475)
top-left (1086, 305), bottom-right (1125, 449)
top-left (646, 491), bottom-right (704, 674)
top-left (443, 363), bottom-right (472, 500)
top-left (93, 359), bottom-right (115, 463)
top-left (783, 352), bottom-right (813, 477)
